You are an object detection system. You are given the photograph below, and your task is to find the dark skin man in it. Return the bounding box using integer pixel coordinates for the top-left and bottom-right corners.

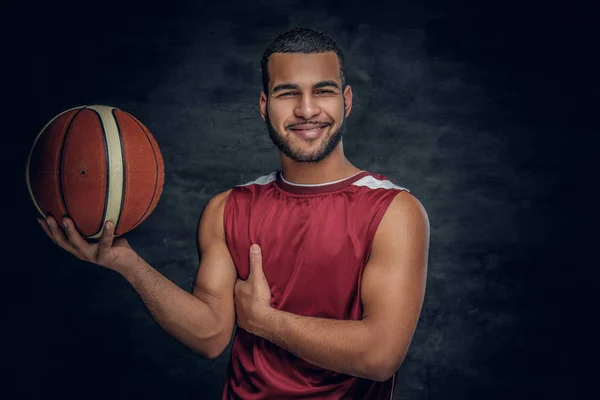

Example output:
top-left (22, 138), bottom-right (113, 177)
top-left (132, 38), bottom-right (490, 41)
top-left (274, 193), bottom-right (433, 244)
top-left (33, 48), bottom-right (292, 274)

top-left (38, 50), bottom-right (429, 384)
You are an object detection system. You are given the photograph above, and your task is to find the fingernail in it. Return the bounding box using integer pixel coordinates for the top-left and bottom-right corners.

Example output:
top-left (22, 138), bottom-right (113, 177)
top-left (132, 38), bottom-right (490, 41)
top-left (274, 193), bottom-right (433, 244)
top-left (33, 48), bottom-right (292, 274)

top-left (63, 220), bottom-right (68, 229)
top-left (106, 222), bottom-right (113, 230)
top-left (251, 244), bottom-right (260, 253)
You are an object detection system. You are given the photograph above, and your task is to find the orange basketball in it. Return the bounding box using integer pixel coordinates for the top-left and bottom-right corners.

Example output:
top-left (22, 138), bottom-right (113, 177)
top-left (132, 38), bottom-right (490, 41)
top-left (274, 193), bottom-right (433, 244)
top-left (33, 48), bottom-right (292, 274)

top-left (26, 105), bottom-right (165, 239)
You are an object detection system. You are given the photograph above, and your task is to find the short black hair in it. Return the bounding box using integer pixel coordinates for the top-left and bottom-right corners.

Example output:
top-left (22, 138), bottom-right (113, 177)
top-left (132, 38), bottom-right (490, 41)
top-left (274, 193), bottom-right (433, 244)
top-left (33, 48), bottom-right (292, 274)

top-left (260, 28), bottom-right (347, 95)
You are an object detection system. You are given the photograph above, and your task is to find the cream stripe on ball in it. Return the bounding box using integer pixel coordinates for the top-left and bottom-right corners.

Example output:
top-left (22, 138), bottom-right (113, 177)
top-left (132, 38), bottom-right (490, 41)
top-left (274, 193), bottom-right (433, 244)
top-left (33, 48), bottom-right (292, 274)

top-left (86, 105), bottom-right (124, 239)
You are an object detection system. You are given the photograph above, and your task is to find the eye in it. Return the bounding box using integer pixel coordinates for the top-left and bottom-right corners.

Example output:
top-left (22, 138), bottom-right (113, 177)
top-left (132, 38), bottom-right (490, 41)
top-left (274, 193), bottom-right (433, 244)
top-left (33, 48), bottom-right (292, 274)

top-left (279, 92), bottom-right (297, 97)
top-left (315, 90), bottom-right (335, 95)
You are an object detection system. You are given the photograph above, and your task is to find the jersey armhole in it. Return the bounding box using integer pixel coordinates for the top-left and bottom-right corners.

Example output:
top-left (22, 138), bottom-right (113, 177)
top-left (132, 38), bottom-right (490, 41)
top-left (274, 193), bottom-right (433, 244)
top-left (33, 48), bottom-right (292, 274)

top-left (222, 188), bottom-right (237, 248)
top-left (364, 189), bottom-right (407, 262)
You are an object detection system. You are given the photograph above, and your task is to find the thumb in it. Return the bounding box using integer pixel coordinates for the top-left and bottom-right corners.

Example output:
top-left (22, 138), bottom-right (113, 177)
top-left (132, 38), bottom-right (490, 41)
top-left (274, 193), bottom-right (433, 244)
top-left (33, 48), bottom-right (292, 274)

top-left (249, 244), bottom-right (264, 279)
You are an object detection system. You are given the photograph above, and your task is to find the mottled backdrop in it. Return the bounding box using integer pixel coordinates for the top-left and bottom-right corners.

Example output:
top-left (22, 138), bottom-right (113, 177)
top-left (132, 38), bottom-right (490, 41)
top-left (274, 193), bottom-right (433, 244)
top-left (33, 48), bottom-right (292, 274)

top-left (4, 0), bottom-right (595, 399)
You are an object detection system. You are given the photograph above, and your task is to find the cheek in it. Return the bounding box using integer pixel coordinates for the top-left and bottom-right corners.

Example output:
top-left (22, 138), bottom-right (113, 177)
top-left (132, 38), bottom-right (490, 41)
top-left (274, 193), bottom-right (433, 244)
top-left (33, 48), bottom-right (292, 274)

top-left (324, 98), bottom-right (345, 117)
top-left (326, 105), bottom-right (345, 125)
top-left (268, 104), bottom-right (289, 127)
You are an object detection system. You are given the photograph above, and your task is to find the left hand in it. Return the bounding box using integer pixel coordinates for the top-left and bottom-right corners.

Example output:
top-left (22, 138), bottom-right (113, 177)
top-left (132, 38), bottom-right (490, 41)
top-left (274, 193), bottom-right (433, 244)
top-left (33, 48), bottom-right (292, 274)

top-left (234, 244), bottom-right (273, 335)
top-left (38, 216), bottom-right (139, 274)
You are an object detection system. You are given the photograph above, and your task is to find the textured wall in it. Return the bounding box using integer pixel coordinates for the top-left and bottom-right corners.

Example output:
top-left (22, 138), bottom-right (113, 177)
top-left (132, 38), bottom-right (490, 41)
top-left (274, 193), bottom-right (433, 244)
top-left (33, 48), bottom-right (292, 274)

top-left (6, 0), bottom-right (593, 398)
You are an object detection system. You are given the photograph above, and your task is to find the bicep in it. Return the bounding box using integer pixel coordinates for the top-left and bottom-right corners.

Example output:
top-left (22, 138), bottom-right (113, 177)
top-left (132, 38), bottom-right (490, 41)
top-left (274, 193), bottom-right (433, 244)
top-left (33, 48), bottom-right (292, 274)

top-left (192, 190), bottom-right (238, 333)
top-left (361, 191), bottom-right (430, 363)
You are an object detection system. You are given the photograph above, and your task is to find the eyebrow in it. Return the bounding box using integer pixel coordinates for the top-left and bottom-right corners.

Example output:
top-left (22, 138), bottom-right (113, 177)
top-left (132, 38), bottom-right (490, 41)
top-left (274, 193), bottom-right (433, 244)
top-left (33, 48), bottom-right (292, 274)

top-left (271, 80), bottom-right (340, 94)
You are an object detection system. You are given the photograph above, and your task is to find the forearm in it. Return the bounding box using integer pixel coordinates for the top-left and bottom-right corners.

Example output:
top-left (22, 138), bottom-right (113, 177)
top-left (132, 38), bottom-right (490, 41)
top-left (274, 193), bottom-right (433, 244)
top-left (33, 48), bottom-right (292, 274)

top-left (116, 257), bottom-right (226, 358)
top-left (258, 309), bottom-right (386, 381)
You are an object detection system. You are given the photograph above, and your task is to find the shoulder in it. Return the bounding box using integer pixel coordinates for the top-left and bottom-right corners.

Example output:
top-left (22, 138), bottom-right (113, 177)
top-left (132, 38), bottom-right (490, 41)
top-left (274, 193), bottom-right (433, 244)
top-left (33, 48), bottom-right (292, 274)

top-left (216, 171), bottom-right (278, 206)
top-left (388, 191), bottom-right (428, 221)
top-left (198, 189), bottom-right (233, 235)
top-left (375, 191), bottom-right (430, 246)
top-left (197, 170), bottom-right (277, 237)
top-left (204, 189), bottom-right (233, 215)
top-left (210, 189), bottom-right (234, 208)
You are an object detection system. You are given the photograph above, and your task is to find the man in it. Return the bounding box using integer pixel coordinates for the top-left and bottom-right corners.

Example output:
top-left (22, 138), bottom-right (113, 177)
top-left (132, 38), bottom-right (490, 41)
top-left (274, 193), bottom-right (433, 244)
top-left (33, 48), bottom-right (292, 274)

top-left (38, 28), bottom-right (430, 399)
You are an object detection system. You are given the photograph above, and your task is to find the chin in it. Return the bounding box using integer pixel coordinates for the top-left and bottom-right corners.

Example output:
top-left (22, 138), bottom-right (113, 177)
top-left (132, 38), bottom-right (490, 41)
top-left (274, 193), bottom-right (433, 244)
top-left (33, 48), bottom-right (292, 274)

top-left (289, 144), bottom-right (337, 163)
top-left (266, 116), bottom-right (345, 163)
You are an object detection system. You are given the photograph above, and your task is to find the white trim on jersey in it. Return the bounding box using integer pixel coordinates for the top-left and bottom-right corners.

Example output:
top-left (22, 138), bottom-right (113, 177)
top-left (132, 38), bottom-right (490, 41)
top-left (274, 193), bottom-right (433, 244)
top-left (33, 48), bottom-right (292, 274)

top-left (239, 171), bottom-right (409, 193)
top-left (239, 171), bottom-right (277, 186)
top-left (353, 175), bottom-right (409, 192)
top-left (280, 170), bottom-right (365, 187)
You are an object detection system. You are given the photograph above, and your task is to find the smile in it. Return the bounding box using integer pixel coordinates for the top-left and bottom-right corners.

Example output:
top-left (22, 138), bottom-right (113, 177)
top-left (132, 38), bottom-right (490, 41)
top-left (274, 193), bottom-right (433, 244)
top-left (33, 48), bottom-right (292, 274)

top-left (289, 125), bottom-right (330, 139)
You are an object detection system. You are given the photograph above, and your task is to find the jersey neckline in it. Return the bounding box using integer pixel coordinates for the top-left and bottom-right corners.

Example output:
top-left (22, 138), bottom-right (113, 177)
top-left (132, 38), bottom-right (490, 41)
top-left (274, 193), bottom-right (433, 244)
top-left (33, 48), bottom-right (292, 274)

top-left (275, 170), bottom-right (370, 195)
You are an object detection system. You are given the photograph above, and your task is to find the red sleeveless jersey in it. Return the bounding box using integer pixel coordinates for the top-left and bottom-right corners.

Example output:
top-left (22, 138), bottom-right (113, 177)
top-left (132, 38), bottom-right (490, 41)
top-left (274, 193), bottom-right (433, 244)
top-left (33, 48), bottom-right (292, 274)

top-left (221, 170), bottom-right (409, 400)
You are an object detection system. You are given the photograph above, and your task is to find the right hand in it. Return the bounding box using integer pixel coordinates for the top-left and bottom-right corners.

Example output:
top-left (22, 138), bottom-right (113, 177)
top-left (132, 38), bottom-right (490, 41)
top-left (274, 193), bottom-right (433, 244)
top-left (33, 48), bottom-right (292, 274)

top-left (38, 216), bottom-right (140, 273)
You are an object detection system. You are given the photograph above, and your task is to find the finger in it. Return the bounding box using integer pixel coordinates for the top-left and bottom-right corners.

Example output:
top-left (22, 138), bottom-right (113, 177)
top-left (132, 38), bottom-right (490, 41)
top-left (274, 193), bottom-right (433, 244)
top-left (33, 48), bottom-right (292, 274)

top-left (62, 218), bottom-right (93, 257)
top-left (37, 218), bottom-right (56, 243)
top-left (97, 221), bottom-right (115, 257)
top-left (45, 216), bottom-right (81, 257)
top-left (248, 244), bottom-right (265, 279)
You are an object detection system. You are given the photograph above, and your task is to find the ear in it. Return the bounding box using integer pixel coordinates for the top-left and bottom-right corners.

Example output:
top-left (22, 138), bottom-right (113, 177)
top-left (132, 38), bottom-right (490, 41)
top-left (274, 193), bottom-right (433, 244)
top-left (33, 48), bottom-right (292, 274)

top-left (343, 85), bottom-right (353, 118)
top-left (260, 91), bottom-right (268, 121)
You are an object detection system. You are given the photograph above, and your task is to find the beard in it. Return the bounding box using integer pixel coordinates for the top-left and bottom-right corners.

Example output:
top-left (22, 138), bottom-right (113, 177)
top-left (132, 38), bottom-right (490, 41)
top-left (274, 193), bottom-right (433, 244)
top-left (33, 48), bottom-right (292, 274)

top-left (265, 107), bottom-right (347, 163)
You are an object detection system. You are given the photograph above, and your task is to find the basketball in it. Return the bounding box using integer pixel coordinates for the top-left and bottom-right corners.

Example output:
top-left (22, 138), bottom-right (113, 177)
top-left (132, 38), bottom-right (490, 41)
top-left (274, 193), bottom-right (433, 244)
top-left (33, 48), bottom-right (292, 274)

top-left (26, 105), bottom-right (165, 239)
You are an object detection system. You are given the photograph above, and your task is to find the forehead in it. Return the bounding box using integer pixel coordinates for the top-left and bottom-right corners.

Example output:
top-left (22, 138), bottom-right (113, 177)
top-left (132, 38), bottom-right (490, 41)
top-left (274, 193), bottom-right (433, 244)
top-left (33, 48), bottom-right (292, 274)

top-left (268, 52), bottom-right (341, 87)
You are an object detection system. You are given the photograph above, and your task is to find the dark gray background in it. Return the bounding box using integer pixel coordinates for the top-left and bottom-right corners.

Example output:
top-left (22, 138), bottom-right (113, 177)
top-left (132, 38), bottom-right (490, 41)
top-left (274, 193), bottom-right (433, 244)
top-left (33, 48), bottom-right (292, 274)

top-left (4, 0), bottom-right (596, 398)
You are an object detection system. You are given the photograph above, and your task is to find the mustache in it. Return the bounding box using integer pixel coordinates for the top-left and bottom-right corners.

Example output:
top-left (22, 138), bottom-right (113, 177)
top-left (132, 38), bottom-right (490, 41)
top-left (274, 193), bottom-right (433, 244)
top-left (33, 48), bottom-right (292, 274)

top-left (286, 121), bottom-right (332, 129)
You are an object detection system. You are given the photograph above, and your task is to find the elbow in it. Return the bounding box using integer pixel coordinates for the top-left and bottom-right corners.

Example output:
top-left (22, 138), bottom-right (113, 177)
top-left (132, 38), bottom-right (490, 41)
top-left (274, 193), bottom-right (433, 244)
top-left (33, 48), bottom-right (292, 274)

top-left (195, 338), bottom-right (229, 360)
top-left (370, 368), bottom-right (398, 383)
top-left (192, 321), bottom-right (233, 360)
top-left (202, 328), bottom-right (233, 359)
top-left (203, 344), bottom-right (227, 360)
top-left (368, 362), bottom-right (402, 383)
top-left (365, 349), bottom-right (407, 382)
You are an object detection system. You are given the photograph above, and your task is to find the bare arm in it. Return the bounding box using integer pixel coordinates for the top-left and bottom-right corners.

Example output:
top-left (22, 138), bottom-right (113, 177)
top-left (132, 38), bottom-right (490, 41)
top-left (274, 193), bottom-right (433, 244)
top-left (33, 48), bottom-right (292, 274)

top-left (41, 190), bottom-right (237, 359)
top-left (119, 190), bottom-right (237, 358)
top-left (255, 191), bottom-right (430, 381)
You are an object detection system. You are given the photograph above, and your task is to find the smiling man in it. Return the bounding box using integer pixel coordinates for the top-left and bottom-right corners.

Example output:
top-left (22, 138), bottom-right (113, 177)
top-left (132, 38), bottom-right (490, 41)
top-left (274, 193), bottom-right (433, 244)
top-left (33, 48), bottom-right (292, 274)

top-left (264, 51), bottom-right (348, 163)
top-left (38, 28), bottom-right (430, 399)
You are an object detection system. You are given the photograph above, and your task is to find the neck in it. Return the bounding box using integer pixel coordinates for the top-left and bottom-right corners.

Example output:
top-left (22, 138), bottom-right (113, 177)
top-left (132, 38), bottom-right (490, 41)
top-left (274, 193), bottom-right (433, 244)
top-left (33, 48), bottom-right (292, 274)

top-left (279, 144), bottom-right (361, 184)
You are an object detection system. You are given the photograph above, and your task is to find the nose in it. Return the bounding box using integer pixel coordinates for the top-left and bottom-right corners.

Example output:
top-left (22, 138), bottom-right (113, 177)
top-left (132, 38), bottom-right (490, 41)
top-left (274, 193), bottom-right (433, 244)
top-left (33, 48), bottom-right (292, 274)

top-left (294, 95), bottom-right (321, 120)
